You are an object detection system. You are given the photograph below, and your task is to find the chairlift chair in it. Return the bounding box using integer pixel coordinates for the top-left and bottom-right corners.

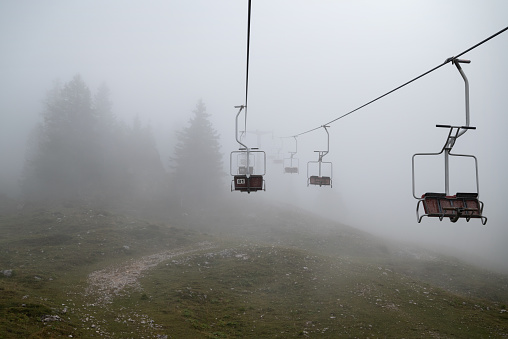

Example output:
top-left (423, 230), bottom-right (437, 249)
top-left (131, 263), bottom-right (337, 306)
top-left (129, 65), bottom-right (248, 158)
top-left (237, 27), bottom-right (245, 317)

top-left (271, 148), bottom-right (284, 165)
top-left (230, 106), bottom-right (266, 193)
top-left (231, 147), bottom-right (265, 192)
top-left (412, 59), bottom-right (487, 225)
top-left (284, 156), bottom-right (299, 174)
top-left (307, 126), bottom-right (333, 187)
top-left (284, 136), bottom-right (299, 174)
top-left (307, 155), bottom-right (332, 186)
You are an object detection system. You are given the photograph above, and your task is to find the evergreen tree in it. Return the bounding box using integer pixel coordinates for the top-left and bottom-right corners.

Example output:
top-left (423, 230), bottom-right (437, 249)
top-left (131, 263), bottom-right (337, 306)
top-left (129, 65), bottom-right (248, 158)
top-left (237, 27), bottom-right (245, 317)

top-left (22, 75), bottom-right (98, 200)
top-left (171, 100), bottom-right (224, 203)
top-left (122, 116), bottom-right (168, 201)
top-left (93, 83), bottom-right (115, 130)
top-left (21, 75), bottom-right (167, 204)
top-left (90, 82), bottom-right (121, 198)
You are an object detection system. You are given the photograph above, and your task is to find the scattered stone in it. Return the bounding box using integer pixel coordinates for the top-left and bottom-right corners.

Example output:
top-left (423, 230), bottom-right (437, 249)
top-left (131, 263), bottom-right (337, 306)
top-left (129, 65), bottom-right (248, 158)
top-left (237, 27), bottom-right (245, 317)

top-left (41, 314), bottom-right (62, 322)
top-left (2, 269), bottom-right (12, 277)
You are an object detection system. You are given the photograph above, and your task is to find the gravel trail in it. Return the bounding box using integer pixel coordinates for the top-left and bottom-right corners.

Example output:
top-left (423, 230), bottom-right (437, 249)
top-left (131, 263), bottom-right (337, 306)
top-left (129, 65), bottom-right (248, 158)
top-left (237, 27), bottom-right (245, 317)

top-left (85, 241), bottom-right (216, 304)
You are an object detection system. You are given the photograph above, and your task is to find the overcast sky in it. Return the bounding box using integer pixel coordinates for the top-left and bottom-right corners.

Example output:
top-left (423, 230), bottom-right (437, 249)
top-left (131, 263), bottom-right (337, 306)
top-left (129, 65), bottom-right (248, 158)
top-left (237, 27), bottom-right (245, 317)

top-left (1, 0), bottom-right (507, 270)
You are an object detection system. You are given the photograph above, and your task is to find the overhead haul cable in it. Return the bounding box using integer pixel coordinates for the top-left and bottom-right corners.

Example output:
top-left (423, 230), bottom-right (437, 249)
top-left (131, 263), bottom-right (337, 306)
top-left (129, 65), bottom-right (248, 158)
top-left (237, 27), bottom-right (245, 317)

top-left (243, 0), bottom-right (252, 135)
top-left (286, 26), bottom-right (508, 138)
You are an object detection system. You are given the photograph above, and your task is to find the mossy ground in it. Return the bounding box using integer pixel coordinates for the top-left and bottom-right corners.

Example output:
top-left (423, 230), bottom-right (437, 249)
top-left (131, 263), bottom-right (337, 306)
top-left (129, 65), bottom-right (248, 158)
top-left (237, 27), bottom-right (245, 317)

top-left (0, 201), bottom-right (507, 338)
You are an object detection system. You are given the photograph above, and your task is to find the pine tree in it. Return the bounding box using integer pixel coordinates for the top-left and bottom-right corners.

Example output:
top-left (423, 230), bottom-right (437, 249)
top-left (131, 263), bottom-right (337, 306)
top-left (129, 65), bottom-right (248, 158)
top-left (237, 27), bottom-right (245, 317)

top-left (171, 100), bottom-right (224, 203)
top-left (21, 75), bottom-right (167, 204)
top-left (22, 75), bottom-right (98, 200)
top-left (122, 116), bottom-right (168, 201)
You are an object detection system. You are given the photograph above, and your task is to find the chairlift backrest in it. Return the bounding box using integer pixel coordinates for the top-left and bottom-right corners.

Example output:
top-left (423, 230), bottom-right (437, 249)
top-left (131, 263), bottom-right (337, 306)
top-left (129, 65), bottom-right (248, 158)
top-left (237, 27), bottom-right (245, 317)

top-left (238, 166), bottom-right (254, 175)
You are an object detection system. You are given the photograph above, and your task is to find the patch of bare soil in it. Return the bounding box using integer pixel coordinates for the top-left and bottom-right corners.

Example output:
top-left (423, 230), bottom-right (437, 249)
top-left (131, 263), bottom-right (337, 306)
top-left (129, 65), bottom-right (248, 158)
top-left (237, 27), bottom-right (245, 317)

top-left (85, 241), bottom-right (216, 304)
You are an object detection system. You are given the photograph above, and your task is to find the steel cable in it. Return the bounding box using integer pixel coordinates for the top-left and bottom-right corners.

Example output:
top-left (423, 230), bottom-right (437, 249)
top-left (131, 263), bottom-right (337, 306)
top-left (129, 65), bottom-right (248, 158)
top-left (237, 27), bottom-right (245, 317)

top-left (287, 26), bottom-right (508, 138)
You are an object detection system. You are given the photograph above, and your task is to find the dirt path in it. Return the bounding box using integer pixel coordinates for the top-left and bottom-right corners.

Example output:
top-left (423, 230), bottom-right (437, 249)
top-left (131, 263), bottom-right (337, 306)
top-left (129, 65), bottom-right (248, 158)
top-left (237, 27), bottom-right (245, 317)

top-left (85, 241), bottom-right (216, 304)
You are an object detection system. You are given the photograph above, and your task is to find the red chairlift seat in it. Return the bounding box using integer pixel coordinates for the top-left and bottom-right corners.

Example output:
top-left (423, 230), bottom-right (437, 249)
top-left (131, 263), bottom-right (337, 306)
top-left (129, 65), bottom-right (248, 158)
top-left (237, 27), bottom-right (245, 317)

top-left (419, 192), bottom-right (485, 224)
top-left (232, 175), bottom-right (265, 193)
top-left (309, 175), bottom-right (331, 187)
top-left (284, 167), bottom-right (298, 174)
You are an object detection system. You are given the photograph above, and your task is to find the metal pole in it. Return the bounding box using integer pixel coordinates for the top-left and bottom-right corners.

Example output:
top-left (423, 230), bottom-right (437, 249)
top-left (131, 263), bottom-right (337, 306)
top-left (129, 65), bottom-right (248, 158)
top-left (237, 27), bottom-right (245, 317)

top-left (234, 106), bottom-right (247, 149)
top-left (318, 154), bottom-right (322, 177)
top-left (444, 59), bottom-right (470, 194)
top-left (234, 105), bottom-right (250, 178)
top-left (453, 59), bottom-right (471, 137)
top-left (320, 126), bottom-right (330, 178)
top-left (291, 136), bottom-right (297, 167)
top-left (323, 125), bottom-right (330, 158)
top-left (444, 149), bottom-right (450, 196)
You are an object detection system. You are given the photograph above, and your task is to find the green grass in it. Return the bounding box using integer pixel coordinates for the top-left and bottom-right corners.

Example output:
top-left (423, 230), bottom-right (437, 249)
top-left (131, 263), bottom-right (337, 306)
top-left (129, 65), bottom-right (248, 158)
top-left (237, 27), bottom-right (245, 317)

top-left (0, 200), bottom-right (507, 338)
top-left (131, 245), bottom-right (508, 338)
top-left (0, 204), bottom-right (206, 338)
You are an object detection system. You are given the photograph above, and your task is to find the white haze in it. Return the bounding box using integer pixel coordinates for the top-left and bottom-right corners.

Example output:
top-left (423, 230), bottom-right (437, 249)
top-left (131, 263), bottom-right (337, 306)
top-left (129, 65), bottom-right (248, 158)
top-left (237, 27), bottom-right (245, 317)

top-left (1, 1), bottom-right (507, 271)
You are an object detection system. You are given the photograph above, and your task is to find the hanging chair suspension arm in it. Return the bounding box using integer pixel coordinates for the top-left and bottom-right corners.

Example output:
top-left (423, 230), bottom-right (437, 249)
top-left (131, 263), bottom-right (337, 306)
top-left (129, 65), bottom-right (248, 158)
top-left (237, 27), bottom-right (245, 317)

top-left (313, 126), bottom-right (330, 177)
top-left (234, 105), bottom-right (248, 150)
top-left (234, 105), bottom-right (251, 178)
top-left (450, 58), bottom-right (472, 138)
top-left (290, 136), bottom-right (298, 159)
top-left (456, 59), bottom-right (471, 129)
top-left (318, 125), bottom-right (330, 162)
top-left (439, 58), bottom-right (471, 195)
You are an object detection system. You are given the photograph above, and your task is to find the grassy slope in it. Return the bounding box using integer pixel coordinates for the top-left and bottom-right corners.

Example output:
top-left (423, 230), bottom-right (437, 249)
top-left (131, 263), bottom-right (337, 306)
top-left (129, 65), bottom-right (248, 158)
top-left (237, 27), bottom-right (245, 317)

top-left (0, 198), bottom-right (507, 338)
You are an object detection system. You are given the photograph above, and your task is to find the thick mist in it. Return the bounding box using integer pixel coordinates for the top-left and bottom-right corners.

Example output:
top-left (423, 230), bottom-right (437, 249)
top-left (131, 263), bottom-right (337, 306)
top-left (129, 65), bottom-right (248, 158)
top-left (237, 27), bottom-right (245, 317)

top-left (1, 1), bottom-right (508, 272)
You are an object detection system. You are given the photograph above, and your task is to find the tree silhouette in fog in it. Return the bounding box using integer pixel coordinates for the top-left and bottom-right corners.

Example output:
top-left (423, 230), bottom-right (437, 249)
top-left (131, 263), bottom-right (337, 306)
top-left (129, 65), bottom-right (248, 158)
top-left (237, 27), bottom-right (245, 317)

top-left (171, 100), bottom-right (224, 203)
top-left (21, 75), bottom-right (166, 203)
top-left (21, 75), bottom-right (97, 200)
top-left (120, 115), bottom-right (167, 201)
